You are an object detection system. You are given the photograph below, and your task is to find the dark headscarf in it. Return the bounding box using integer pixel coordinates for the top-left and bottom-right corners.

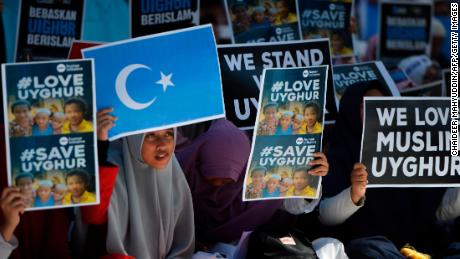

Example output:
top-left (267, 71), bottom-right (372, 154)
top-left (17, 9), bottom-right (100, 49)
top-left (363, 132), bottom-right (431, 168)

top-left (323, 82), bottom-right (445, 252)
top-left (176, 119), bottom-right (283, 244)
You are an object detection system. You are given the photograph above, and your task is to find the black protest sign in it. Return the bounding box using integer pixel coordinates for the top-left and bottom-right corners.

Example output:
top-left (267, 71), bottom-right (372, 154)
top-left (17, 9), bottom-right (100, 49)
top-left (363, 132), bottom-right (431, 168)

top-left (130, 0), bottom-right (200, 37)
top-left (217, 39), bottom-right (336, 129)
top-left (333, 61), bottom-right (399, 109)
top-left (377, 1), bottom-right (432, 65)
top-left (15, 0), bottom-right (84, 62)
top-left (361, 97), bottom-right (459, 187)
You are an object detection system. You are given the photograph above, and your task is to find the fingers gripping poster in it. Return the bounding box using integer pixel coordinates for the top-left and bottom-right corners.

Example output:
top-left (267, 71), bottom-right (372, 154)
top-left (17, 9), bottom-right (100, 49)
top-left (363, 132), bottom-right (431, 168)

top-left (244, 66), bottom-right (327, 201)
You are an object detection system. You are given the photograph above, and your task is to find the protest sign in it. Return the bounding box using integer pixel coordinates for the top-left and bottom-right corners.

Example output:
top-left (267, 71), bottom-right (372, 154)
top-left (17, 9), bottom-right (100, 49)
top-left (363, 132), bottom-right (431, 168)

top-left (361, 97), bottom-right (459, 187)
top-left (333, 61), bottom-right (399, 109)
top-left (15, 0), bottom-right (84, 62)
top-left (2, 59), bottom-right (99, 210)
top-left (377, 0), bottom-right (432, 66)
top-left (83, 25), bottom-right (224, 141)
top-left (224, 0), bottom-right (300, 44)
top-left (218, 39), bottom-right (336, 129)
top-left (243, 66), bottom-right (328, 201)
top-left (130, 0), bottom-right (200, 37)
top-left (298, 0), bottom-right (354, 57)
top-left (67, 40), bottom-right (102, 59)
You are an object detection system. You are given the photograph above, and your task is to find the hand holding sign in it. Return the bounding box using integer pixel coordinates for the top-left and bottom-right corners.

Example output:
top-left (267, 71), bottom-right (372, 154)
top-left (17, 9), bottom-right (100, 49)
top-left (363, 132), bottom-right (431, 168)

top-left (0, 187), bottom-right (27, 241)
top-left (97, 108), bottom-right (117, 141)
top-left (307, 152), bottom-right (329, 177)
top-left (350, 163), bottom-right (368, 205)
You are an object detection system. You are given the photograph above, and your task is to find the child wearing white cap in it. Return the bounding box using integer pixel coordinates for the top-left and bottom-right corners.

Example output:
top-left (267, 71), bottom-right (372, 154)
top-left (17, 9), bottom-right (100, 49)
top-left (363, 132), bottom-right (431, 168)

top-left (34, 180), bottom-right (55, 207)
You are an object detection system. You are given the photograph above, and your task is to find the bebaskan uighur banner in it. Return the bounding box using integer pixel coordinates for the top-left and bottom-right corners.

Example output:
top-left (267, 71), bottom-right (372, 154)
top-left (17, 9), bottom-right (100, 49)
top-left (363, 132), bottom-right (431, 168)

top-left (298, 0), bottom-right (354, 58)
top-left (2, 59), bottom-right (99, 210)
top-left (361, 97), bottom-right (460, 187)
top-left (218, 39), bottom-right (336, 129)
top-left (224, 0), bottom-right (301, 44)
top-left (130, 0), bottom-right (200, 37)
top-left (243, 66), bottom-right (328, 201)
top-left (15, 0), bottom-right (84, 62)
top-left (83, 25), bottom-right (225, 141)
top-left (377, 0), bottom-right (432, 65)
top-left (332, 61), bottom-right (399, 109)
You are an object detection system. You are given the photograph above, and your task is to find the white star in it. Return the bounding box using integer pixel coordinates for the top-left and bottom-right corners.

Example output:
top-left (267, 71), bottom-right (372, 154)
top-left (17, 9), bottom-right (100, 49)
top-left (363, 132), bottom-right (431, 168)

top-left (156, 72), bottom-right (174, 92)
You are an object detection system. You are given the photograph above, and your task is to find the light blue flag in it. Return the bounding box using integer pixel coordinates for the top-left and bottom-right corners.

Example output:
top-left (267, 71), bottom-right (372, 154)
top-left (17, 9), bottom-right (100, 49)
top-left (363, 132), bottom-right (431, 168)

top-left (83, 24), bottom-right (225, 140)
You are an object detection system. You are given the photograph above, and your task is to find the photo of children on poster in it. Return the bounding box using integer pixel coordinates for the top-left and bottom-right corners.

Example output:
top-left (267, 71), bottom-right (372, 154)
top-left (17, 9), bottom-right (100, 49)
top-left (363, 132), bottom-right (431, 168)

top-left (298, 0), bottom-right (354, 57)
top-left (130, 0), bottom-right (200, 37)
top-left (332, 61), bottom-right (399, 108)
top-left (2, 59), bottom-right (99, 210)
top-left (244, 66), bottom-right (327, 201)
top-left (378, 1), bottom-right (432, 66)
top-left (225, 0), bottom-right (300, 43)
top-left (360, 97), bottom-right (460, 187)
top-left (15, 0), bottom-right (84, 62)
top-left (217, 39), bottom-right (336, 129)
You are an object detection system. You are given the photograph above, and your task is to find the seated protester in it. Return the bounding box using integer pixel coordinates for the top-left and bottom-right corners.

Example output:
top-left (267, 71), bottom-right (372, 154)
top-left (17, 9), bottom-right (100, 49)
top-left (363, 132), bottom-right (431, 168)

top-left (79, 108), bottom-right (194, 259)
top-left (319, 82), bottom-right (447, 257)
top-left (175, 119), bottom-right (283, 245)
top-left (0, 122), bottom-right (71, 259)
top-left (175, 119), bottom-right (332, 252)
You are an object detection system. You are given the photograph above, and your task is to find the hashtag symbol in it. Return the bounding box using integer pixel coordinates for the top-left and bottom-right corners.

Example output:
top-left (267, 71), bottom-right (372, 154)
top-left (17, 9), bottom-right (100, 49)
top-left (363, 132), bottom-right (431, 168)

top-left (17, 77), bottom-right (32, 89)
top-left (260, 146), bottom-right (274, 157)
top-left (271, 81), bottom-right (283, 92)
top-left (20, 149), bottom-right (35, 162)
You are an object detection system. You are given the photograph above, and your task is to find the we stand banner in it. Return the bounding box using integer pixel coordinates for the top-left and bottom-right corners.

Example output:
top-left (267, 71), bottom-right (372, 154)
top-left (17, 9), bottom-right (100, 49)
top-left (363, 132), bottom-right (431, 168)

top-left (130, 0), bottom-right (200, 37)
top-left (218, 39), bottom-right (336, 129)
top-left (15, 0), bottom-right (84, 62)
top-left (2, 59), bottom-right (99, 210)
top-left (377, 0), bottom-right (432, 66)
top-left (360, 97), bottom-right (460, 187)
top-left (243, 66), bottom-right (327, 201)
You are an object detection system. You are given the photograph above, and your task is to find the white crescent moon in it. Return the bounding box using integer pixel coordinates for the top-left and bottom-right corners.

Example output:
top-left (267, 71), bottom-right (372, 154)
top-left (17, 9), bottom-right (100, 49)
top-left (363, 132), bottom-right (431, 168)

top-left (115, 64), bottom-right (156, 110)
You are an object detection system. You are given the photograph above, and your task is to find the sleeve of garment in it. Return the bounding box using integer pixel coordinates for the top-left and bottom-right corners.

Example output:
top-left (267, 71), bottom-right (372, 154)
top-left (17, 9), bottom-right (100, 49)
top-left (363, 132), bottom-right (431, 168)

top-left (282, 188), bottom-right (322, 215)
top-left (0, 233), bottom-right (18, 259)
top-left (436, 188), bottom-right (460, 222)
top-left (80, 166), bottom-right (118, 225)
top-left (318, 186), bottom-right (363, 226)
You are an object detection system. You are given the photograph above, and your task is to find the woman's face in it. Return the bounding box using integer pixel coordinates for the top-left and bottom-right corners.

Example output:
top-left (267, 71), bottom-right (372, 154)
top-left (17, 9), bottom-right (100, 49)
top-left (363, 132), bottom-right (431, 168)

top-left (65, 103), bottom-right (84, 126)
top-left (142, 129), bottom-right (175, 169)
